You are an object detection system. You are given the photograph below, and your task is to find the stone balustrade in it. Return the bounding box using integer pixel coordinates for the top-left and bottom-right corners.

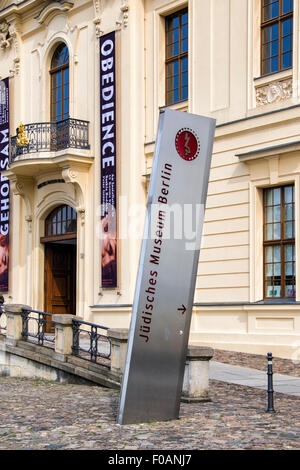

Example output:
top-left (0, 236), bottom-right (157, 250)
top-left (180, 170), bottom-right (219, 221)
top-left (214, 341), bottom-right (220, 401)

top-left (1, 304), bottom-right (214, 402)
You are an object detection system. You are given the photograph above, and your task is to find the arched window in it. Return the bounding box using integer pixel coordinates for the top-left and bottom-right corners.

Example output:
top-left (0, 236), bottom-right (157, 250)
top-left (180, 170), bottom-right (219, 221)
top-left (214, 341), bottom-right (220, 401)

top-left (50, 43), bottom-right (69, 122)
top-left (45, 205), bottom-right (77, 238)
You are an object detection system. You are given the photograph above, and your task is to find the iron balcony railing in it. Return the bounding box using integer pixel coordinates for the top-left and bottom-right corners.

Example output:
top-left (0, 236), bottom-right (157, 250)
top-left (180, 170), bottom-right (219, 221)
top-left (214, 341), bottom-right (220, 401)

top-left (10, 118), bottom-right (90, 161)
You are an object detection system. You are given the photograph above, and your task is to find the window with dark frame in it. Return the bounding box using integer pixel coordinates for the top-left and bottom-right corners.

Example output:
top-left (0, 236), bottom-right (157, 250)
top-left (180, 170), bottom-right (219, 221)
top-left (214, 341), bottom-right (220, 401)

top-left (45, 205), bottom-right (77, 238)
top-left (261, 0), bottom-right (293, 76)
top-left (50, 43), bottom-right (69, 122)
top-left (263, 185), bottom-right (295, 299)
top-left (165, 8), bottom-right (188, 106)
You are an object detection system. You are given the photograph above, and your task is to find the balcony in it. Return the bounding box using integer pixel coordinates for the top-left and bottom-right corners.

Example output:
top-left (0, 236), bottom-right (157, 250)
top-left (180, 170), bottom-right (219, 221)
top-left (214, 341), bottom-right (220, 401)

top-left (6, 118), bottom-right (93, 183)
top-left (10, 118), bottom-right (90, 162)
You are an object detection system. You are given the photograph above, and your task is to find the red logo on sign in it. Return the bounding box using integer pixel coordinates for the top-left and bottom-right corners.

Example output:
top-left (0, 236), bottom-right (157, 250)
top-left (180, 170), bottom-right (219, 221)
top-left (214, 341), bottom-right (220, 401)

top-left (175, 128), bottom-right (200, 161)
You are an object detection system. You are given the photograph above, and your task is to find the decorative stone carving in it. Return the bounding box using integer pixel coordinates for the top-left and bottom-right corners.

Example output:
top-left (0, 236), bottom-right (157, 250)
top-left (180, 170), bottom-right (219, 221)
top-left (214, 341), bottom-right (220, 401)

top-left (9, 176), bottom-right (24, 196)
top-left (25, 215), bottom-right (33, 234)
top-left (93, 0), bottom-right (103, 36)
top-left (256, 78), bottom-right (293, 106)
top-left (59, 165), bottom-right (85, 207)
top-left (2, 18), bottom-right (21, 76)
top-left (0, 20), bottom-right (12, 49)
top-left (7, 174), bottom-right (34, 219)
top-left (15, 181), bottom-right (24, 196)
top-left (9, 174), bottom-right (32, 196)
top-left (116, 0), bottom-right (129, 28)
top-left (35, 1), bottom-right (74, 25)
top-left (10, 57), bottom-right (20, 76)
top-left (61, 166), bottom-right (77, 183)
top-left (77, 207), bottom-right (85, 226)
top-left (93, 17), bottom-right (103, 37)
top-left (93, 0), bottom-right (101, 17)
top-left (120, 1), bottom-right (129, 27)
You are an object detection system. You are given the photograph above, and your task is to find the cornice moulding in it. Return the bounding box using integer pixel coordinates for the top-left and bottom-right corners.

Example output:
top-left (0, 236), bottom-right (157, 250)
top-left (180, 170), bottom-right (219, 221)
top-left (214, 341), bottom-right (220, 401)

top-left (0, 1), bottom-right (43, 21)
top-left (35, 1), bottom-right (74, 25)
top-left (236, 140), bottom-right (300, 162)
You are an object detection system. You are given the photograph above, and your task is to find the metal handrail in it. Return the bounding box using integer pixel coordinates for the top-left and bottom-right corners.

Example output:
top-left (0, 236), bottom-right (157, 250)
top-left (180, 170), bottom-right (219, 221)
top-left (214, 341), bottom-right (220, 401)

top-left (10, 118), bottom-right (90, 161)
top-left (21, 308), bottom-right (55, 349)
top-left (72, 318), bottom-right (111, 368)
top-left (10, 307), bottom-right (111, 366)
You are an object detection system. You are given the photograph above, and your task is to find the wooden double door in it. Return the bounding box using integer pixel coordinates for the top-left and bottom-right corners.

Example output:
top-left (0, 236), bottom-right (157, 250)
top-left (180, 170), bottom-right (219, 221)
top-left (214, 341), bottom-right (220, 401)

top-left (44, 243), bottom-right (76, 317)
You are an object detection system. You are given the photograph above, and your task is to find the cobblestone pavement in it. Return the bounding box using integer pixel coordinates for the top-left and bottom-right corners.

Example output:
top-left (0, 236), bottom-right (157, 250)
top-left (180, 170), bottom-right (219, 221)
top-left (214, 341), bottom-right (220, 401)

top-left (213, 349), bottom-right (300, 377)
top-left (0, 376), bottom-right (299, 450)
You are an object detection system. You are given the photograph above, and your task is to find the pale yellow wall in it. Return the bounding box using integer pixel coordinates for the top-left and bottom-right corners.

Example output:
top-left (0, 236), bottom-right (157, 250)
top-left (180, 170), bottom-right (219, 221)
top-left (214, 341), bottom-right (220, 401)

top-left (0, 0), bottom-right (97, 317)
top-left (1, 0), bottom-right (300, 358)
top-left (142, 0), bottom-right (300, 358)
top-left (0, 0), bottom-right (146, 317)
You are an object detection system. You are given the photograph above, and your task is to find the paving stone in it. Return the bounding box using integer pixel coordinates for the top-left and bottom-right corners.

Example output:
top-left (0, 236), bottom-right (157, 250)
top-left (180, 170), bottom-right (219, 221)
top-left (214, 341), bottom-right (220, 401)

top-left (0, 376), bottom-right (300, 449)
top-left (213, 349), bottom-right (300, 377)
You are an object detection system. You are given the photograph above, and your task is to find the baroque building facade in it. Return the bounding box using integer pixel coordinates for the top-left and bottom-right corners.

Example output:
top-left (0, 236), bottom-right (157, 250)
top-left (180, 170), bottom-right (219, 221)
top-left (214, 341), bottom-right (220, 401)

top-left (0, 0), bottom-right (300, 359)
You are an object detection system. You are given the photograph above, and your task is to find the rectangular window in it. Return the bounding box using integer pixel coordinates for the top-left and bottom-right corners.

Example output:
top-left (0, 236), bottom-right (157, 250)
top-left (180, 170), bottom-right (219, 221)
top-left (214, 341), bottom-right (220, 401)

top-left (264, 185), bottom-right (295, 299)
top-left (261, 0), bottom-right (293, 75)
top-left (165, 8), bottom-right (188, 106)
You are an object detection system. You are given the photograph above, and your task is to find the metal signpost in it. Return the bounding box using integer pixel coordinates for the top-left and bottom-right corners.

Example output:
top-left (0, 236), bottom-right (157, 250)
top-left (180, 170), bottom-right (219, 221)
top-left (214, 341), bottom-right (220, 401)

top-left (118, 109), bottom-right (216, 424)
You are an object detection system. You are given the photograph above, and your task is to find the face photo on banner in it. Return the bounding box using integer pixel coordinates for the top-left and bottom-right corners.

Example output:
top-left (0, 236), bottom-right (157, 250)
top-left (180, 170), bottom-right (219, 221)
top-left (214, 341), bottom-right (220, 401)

top-left (0, 78), bottom-right (10, 292)
top-left (101, 211), bottom-right (117, 287)
top-left (0, 233), bottom-right (8, 290)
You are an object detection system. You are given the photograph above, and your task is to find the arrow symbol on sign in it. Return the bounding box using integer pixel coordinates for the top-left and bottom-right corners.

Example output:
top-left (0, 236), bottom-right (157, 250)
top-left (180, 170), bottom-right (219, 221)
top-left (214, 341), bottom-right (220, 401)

top-left (178, 305), bottom-right (186, 315)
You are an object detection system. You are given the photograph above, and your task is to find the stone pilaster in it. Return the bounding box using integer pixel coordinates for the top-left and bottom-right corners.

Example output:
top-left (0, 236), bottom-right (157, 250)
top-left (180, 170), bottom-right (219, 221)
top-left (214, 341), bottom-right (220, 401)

top-left (107, 328), bottom-right (129, 374)
top-left (5, 304), bottom-right (31, 346)
top-left (52, 314), bottom-right (77, 362)
top-left (182, 346), bottom-right (214, 402)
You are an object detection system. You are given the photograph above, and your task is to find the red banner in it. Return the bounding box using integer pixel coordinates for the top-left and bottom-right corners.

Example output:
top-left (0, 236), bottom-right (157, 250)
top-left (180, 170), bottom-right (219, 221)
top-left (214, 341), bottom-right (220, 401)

top-left (0, 78), bottom-right (9, 292)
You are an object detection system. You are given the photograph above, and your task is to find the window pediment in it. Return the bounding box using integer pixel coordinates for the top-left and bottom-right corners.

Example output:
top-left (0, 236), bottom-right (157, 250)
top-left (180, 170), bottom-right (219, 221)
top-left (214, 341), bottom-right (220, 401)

top-left (35, 1), bottom-right (74, 25)
top-left (236, 140), bottom-right (300, 163)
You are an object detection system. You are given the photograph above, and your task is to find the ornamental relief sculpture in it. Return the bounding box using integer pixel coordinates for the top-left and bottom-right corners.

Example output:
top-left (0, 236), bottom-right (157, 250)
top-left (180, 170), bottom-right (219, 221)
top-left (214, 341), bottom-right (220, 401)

top-left (0, 21), bottom-right (12, 49)
top-left (116, 0), bottom-right (129, 28)
top-left (0, 19), bottom-right (21, 76)
top-left (93, 0), bottom-right (129, 35)
top-left (93, 0), bottom-right (102, 36)
top-left (120, 0), bottom-right (129, 27)
top-left (256, 78), bottom-right (293, 106)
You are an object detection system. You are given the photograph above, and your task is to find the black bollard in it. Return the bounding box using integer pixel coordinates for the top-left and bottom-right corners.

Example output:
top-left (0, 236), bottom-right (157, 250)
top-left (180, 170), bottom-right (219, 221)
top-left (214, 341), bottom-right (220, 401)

top-left (266, 352), bottom-right (275, 413)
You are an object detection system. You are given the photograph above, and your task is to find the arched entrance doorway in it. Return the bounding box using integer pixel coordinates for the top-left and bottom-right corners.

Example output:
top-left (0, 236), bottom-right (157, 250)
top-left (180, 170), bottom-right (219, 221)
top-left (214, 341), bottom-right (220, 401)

top-left (41, 205), bottom-right (77, 317)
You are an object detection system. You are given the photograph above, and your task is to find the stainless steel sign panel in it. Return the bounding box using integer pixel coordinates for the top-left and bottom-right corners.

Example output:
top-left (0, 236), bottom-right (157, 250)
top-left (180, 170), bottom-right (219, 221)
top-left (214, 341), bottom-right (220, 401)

top-left (118, 109), bottom-right (216, 424)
